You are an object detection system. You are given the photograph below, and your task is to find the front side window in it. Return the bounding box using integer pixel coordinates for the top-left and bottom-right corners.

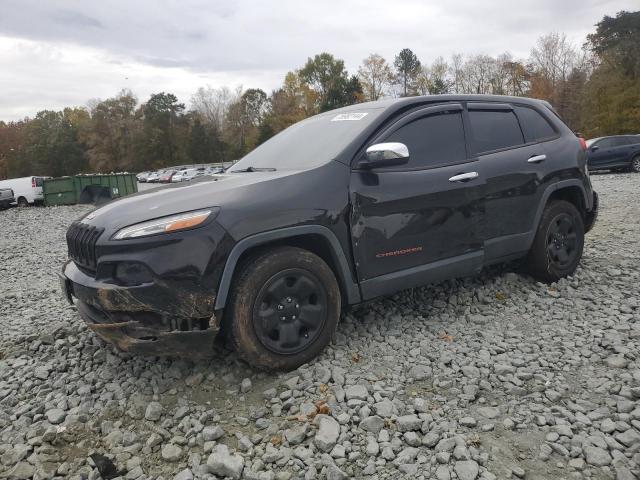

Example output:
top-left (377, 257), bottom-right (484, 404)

top-left (468, 110), bottom-right (525, 154)
top-left (514, 106), bottom-right (556, 143)
top-left (382, 112), bottom-right (467, 168)
top-left (595, 138), bottom-right (615, 148)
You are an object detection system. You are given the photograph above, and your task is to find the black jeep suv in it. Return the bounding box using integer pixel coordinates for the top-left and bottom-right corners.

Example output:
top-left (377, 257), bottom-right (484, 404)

top-left (60, 95), bottom-right (598, 370)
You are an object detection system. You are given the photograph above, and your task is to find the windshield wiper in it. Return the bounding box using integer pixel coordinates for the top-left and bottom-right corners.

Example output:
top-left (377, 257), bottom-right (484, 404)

top-left (231, 166), bottom-right (277, 172)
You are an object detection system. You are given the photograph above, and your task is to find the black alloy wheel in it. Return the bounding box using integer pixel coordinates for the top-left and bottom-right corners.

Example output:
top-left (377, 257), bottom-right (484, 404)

top-left (526, 200), bottom-right (584, 283)
top-left (225, 246), bottom-right (341, 371)
top-left (253, 268), bottom-right (327, 355)
top-left (546, 213), bottom-right (579, 269)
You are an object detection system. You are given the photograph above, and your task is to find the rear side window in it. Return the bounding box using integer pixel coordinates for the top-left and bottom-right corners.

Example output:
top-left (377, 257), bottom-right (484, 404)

top-left (384, 112), bottom-right (467, 168)
top-left (468, 110), bottom-right (524, 153)
top-left (618, 136), bottom-right (637, 146)
top-left (514, 106), bottom-right (556, 143)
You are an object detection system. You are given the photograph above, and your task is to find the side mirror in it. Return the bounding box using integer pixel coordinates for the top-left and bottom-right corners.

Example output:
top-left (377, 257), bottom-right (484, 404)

top-left (359, 142), bottom-right (410, 169)
top-left (590, 145), bottom-right (599, 152)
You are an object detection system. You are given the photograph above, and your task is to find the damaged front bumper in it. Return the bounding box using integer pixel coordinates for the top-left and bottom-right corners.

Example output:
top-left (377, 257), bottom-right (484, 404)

top-left (59, 261), bottom-right (220, 358)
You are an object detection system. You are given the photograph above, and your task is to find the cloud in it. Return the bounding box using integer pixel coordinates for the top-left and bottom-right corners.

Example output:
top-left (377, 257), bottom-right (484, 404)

top-left (50, 9), bottom-right (105, 29)
top-left (0, 0), bottom-right (636, 120)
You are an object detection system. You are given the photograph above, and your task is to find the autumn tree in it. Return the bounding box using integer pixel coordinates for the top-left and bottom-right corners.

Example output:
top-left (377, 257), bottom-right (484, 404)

top-left (0, 120), bottom-right (28, 179)
top-left (415, 57), bottom-right (451, 95)
top-left (18, 109), bottom-right (87, 177)
top-left (224, 88), bottom-right (268, 157)
top-left (527, 32), bottom-right (588, 125)
top-left (580, 11), bottom-right (640, 136)
top-left (358, 53), bottom-right (393, 101)
top-left (258, 72), bottom-right (317, 143)
top-left (80, 90), bottom-right (139, 172)
top-left (299, 53), bottom-right (362, 111)
top-left (190, 85), bottom-right (238, 133)
top-left (138, 92), bottom-right (186, 169)
top-left (394, 48), bottom-right (422, 96)
top-left (587, 10), bottom-right (640, 78)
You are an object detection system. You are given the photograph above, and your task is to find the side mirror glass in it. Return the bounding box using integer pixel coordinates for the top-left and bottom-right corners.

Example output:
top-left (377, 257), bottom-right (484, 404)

top-left (360, 142), bottom-right (410, 169)
top-left (590, 145), bottom-right (599, 152)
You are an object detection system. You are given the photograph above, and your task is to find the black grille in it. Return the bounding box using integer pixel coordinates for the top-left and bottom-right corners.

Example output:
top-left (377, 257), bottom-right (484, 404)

top-left (66, 222), bottom-right (104, 271)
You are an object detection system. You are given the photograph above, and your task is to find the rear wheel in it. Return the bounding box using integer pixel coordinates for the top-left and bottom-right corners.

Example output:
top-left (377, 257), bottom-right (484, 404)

top-left (17, 197), bottom-right (28, 207)
top-left (224, 246), bottom-right (341, 370)
top-left (631, 155), bottom-right (640, 173)
top-left (526, 200), bottom-right (584, 283)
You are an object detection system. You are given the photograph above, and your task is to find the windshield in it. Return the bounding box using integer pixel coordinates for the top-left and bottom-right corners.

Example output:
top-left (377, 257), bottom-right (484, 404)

top-left (585, 138), bottom-right (598, 147)
top-left (232, 107), bottom-right (383, 171)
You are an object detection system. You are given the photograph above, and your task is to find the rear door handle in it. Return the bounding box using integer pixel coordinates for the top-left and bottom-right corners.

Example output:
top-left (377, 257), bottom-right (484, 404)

top-left (528, 154), bottom-right (547, 163)
top-left (449, 172), bottom-right (479, 182)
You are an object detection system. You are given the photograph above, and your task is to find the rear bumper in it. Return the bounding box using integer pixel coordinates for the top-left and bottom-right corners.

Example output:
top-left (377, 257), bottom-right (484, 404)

top-left (585, 191), bottom-right (598, 233)
top-left (60, 261), bottom-right (220, 357)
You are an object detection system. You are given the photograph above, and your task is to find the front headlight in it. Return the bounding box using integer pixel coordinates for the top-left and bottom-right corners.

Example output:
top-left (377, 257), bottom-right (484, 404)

top-left (112, 208), bottom-right (218, 240)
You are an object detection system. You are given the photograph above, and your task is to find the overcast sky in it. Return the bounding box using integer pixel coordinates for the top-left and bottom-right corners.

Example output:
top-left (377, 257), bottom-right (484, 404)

top-left (0, 0), bottom-right (636, 121)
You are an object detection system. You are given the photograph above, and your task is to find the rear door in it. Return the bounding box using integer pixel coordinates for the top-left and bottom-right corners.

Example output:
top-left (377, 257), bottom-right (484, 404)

top-left (467, 102), bottom-right (554, 261)
top-left (607, 137), bottom-right (635, 167)
top-left (350, 104), bottom-right (485, 299)
top-left (33, 177), bottom-right (45, 201)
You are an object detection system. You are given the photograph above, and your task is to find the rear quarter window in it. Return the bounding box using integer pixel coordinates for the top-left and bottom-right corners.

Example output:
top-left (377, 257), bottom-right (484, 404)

top-left (514, 106), bottom-right (556, 143)
top-left (468, 109), bottom-right (524, 153)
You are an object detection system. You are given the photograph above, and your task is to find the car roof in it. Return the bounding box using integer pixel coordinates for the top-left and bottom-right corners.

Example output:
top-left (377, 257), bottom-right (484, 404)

top-left (587, 135), bottom-right (639, 141)
top-left (332, 94), bottom-right (554, 115)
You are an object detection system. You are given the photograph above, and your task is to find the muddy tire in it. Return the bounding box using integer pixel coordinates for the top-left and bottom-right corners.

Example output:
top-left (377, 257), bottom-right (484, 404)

top-left (224, 246), bottom-right (341, 371)
top-left (526, 200), bottom-right (584, 283)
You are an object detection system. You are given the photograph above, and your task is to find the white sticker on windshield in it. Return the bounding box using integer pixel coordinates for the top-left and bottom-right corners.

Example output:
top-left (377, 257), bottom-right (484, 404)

top-left (331, 112), bottom-right (368, 122)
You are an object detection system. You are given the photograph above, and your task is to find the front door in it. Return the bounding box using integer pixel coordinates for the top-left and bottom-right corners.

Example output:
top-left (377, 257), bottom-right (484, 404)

top-left (589, 138), bottom-right (616, 169)
top-left (350, 104), bottom-right (485, 300)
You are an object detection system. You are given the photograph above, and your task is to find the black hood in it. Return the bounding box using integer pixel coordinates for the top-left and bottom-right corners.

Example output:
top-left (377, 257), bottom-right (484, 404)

top-left (80, 171), bottom-right (297, 233)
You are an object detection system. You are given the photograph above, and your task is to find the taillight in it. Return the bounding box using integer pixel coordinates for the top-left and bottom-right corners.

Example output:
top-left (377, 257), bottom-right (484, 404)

top-left (31, 177), bottom-right (36, 187)
top-left (578, 137), bottom-right (587, 151)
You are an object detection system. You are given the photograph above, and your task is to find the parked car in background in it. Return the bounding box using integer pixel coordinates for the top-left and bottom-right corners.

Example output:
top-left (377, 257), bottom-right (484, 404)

top-left (0, 176), bottom-right (46, 206)
top-left (586, 135), bottom-right (640, 172)
top-left (136, 171), bottom-right (152, 182)
top-left (159, 170), bottom-right (177, 183)
top-left (171, 168), bottom-right (200, 182)
top-left (146, 171), bottom-right (161, 183)
top-left (0, 188), bottom-right (14, 209)
top-left (60, 94), bottom-right (598, 370)
top-left (204, 166), bottom-right (225, 175)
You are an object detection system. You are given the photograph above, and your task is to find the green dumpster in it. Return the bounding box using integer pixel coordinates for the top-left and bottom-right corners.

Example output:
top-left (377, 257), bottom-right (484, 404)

top-left (43, 173), bottom-right (138, 206)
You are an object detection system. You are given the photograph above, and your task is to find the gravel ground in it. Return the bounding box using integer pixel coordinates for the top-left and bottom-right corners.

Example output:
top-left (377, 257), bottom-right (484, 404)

top-left (0, 173), bottom-right (639, 480)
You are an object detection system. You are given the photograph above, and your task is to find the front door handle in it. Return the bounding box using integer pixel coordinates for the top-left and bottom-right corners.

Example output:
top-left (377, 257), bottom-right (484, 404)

top-left (449, 172), bottom-right (479, 182)
top-left (528, 154), bottom-right (547, 163)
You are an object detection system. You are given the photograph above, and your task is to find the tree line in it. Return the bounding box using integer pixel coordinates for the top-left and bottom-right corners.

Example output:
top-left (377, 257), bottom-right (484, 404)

top-left (0, 10), bottom-right (637, 179)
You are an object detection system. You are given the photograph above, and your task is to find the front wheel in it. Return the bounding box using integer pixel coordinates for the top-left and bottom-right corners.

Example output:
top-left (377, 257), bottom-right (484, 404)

top-left (224, 246), bottom-right (341, 371)
top-left (526, 200), bottom-right (584, 283)
top-left (631, 155), bottom-right (640, 173)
